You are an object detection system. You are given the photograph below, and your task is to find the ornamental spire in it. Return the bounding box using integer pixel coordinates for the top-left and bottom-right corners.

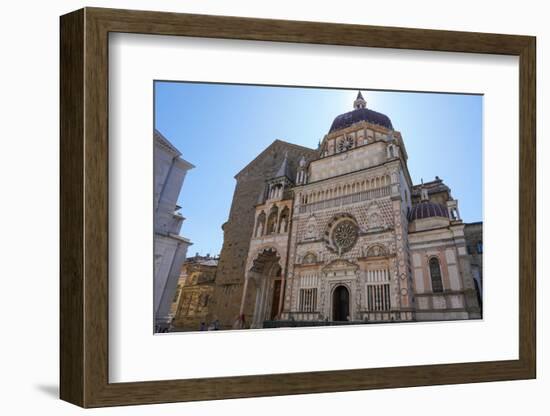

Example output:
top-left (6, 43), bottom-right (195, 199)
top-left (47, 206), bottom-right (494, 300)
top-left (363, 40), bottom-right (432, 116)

top-left (275, 151), bottom-right (290, 179)
top-left (353, 91), bottom-right (366, 109)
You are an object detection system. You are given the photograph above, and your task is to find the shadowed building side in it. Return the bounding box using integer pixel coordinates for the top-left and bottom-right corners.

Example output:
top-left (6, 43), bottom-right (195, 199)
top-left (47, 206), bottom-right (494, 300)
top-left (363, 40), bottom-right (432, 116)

top-left (464, 222), bottom-right (483, 315)
top-left (153, 129), bottom-right (194, 332)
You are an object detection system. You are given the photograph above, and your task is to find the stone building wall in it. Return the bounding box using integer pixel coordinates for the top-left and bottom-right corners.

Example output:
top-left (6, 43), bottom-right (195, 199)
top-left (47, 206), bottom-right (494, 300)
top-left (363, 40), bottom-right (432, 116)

top-left (207, 140), bottom-right (317, 328)
top-left (173, 281), bottom-right (215, 331)
top-left (172, 259), bottom-right (217, 330)
top-left (408, 217), bottom-right (481, 321)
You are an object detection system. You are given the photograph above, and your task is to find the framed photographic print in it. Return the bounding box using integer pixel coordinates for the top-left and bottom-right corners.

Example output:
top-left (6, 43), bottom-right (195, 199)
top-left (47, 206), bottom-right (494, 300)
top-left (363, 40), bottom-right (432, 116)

top-left (60, 7), bottom-right (536, 408)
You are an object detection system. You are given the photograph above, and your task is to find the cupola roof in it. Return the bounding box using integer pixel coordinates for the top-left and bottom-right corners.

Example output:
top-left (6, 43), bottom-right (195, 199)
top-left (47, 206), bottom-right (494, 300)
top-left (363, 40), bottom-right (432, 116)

top-left (408, 201), bottom-right (449, 221)
top-left (328, 91), bottom-right (393, 133)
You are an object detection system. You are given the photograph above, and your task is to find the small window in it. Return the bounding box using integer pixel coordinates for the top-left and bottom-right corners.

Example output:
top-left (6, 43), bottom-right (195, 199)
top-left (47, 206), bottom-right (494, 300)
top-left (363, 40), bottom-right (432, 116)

top-left (299, 288), bottom-right (318, 312)
top-left (367, 283), bottom-right (391, 311)
top-left (476, 241), bottom-right (483, 254)
top-left (429, 257), bottom-right (443, 293)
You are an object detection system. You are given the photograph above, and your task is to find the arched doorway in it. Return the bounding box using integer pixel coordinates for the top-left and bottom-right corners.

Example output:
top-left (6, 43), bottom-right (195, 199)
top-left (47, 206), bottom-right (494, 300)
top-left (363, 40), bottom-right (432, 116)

top-left (332, 285), bottom-right (350, 321)
top-left (241, 248), bottom-right (283, 328)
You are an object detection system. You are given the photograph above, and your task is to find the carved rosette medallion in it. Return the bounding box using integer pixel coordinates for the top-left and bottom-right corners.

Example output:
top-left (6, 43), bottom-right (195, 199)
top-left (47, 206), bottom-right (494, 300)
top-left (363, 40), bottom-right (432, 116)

top-left (331, 220), bottom-right (358, 254)
top-left (322, 214), bottom-right (359, 257)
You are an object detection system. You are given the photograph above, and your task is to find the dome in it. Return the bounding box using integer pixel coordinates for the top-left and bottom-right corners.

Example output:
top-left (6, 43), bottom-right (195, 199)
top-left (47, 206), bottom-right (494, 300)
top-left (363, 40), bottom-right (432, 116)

top-left (328, 92), bottom-right (394, 134)
top-left (328, 107), bottom-right (393, 134)
top-left (408, 201), bottom-right (449, 221)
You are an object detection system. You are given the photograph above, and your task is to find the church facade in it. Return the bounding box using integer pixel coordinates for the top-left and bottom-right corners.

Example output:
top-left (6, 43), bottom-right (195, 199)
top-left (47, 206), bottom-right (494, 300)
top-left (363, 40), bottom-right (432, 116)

top-left (210, 92), bottom-right (481, 329)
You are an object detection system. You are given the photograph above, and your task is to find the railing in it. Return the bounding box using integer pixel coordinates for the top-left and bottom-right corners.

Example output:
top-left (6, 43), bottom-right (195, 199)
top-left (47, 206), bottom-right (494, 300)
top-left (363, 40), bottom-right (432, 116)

top-left (298, 185), bottom-right (391, 214)
top-left (282, 311), bottom-right (322, 321)
top-left (264, 309), bottom-right (415, 328)
top-left (263, 320), bottom-right (363, 328)
top-left (262, 312), bottom-right (415, 328)
top-left (361, 310), bottom-right (415, 322)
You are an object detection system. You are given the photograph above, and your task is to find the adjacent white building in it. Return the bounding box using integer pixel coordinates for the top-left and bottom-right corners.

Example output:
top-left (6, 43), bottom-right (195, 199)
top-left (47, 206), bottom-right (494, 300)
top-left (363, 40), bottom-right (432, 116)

top-left (154, 129), bottom-right (194, 331)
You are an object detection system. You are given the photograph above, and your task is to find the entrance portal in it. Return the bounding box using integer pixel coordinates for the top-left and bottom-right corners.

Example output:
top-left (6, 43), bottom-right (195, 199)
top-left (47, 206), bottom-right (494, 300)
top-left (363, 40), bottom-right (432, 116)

top-left (332, 285), bottom-right (350, 321)
top-left (242, 248), bottom-right (283, 328)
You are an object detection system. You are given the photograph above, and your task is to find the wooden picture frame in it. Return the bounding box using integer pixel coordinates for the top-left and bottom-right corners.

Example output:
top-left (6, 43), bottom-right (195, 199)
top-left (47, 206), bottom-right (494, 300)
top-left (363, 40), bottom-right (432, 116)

top-left (60, 7), bottom-right (536, 408)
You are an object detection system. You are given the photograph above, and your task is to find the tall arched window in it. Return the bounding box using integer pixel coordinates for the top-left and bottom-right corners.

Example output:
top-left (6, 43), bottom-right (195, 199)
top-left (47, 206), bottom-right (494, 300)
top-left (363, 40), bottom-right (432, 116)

top-left (429, 257), bottom-right (443, 293)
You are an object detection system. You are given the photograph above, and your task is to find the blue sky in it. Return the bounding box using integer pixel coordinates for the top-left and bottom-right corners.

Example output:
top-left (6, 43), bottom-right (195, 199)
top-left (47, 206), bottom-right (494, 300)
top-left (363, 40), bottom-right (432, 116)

top-left (155, 82), bottom-right (482, 256)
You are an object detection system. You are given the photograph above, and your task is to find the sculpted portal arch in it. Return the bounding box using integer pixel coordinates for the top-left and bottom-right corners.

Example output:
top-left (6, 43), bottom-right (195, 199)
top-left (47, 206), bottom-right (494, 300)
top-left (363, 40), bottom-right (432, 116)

top-left (321, 259), bottom-right (359, 321)
top-left (240, 247), bottom-right (284, 328)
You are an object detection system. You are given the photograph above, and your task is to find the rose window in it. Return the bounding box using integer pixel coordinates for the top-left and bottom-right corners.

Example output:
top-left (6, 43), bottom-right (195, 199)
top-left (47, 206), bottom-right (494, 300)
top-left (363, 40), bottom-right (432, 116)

top-left (331, 220), bottom-right (358, 253)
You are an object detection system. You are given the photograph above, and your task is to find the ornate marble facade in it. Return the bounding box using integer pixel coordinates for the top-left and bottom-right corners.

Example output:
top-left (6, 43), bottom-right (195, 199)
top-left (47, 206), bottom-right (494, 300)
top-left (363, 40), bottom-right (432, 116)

top-left (223, 92), bottom-right (481, 329)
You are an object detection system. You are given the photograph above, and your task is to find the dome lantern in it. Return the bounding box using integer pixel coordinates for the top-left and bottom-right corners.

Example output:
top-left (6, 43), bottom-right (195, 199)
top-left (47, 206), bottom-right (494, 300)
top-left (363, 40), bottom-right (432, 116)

top-left (353, 91), bottom-right (367, 109)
